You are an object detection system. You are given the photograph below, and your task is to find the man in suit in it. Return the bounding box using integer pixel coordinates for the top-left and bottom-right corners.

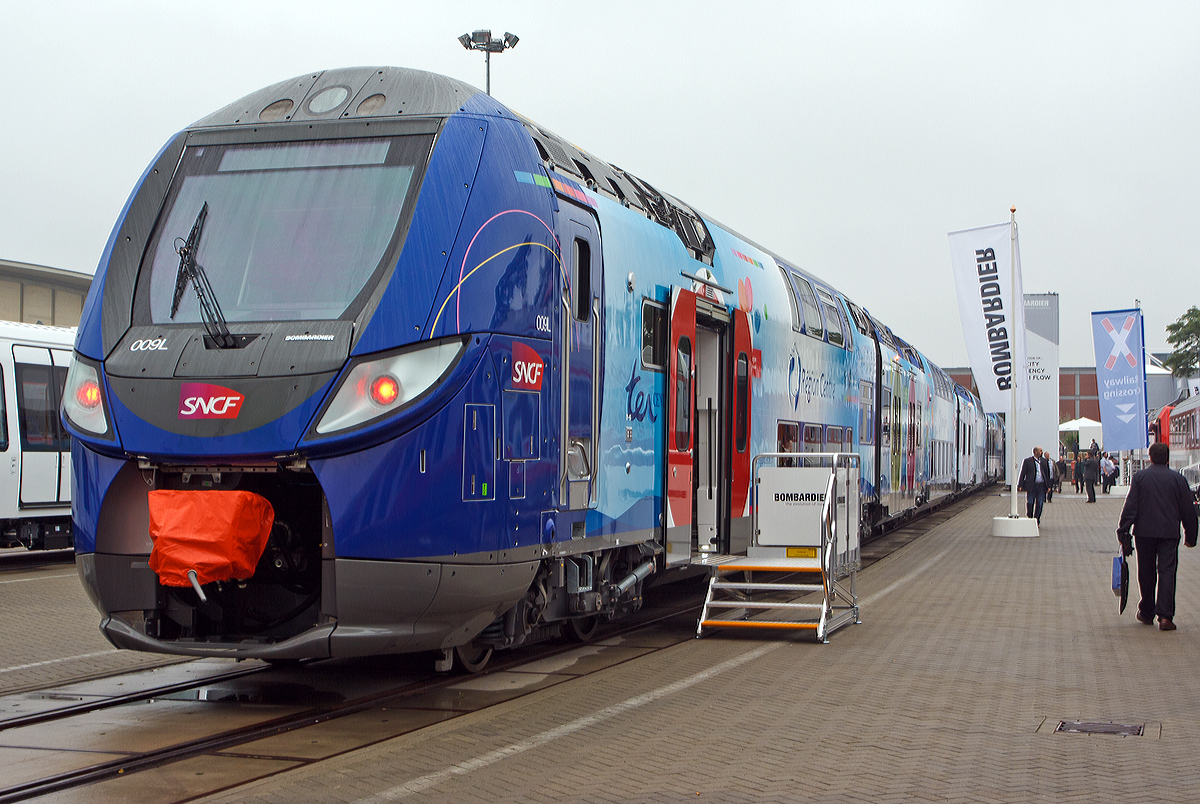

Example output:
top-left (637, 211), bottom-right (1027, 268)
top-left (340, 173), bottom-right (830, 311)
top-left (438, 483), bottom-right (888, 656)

top-left (1117, 442), bottom-right (1199, 631)
top-left (1017, 446), bottom-right (1051, 524)
top-left (1082, 451), bottom-right (1100, 503)
top-left (1046, 452), bottom-right (1059, 502)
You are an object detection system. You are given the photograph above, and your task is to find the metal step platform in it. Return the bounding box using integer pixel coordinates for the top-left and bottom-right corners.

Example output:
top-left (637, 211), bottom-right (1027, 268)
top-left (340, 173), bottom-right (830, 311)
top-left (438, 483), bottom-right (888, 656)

top-left (695, 453), bottom-right (861, 643)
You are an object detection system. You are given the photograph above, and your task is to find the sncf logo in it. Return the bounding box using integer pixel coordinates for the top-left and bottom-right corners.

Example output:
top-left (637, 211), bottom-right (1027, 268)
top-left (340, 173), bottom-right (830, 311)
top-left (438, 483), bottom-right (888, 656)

top-left (511, 342), bottom-right (544, 391)
top-left (179, 383), bottom-right (245, 420)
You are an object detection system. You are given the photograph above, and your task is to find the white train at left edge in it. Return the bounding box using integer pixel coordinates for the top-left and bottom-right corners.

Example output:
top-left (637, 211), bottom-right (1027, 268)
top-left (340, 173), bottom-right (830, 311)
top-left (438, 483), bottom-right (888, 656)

top-left (0, 321), bottom-right (76, 549)
top-left (66, 66), bottom-right (1003, 669)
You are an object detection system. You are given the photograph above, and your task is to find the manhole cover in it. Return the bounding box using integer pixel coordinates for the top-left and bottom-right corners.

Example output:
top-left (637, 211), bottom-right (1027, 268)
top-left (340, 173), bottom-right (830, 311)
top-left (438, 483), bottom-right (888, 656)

top-left (1056, 720), bottom-right (1143, 736)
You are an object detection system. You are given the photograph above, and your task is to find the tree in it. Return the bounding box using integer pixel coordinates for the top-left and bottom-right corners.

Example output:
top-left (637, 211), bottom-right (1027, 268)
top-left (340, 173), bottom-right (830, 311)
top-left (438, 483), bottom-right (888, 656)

top-left (1164, 306), bottom-right (1200, 379)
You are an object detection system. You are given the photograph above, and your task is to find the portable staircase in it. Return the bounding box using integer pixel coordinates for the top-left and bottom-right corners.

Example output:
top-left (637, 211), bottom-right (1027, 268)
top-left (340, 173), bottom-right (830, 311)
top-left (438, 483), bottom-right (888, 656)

top-left (697, 453), bottom-right (860, 643)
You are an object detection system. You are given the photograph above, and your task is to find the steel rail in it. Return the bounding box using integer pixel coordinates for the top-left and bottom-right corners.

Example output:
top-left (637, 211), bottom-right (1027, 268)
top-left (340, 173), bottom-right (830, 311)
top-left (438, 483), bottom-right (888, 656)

top-left (0, 592), bottom-right (707, 804)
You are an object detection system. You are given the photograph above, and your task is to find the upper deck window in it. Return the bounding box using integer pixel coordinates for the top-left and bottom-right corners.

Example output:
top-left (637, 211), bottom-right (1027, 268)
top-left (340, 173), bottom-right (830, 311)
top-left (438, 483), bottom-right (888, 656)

top-left (816, 288), bottom-right (846, 349)
top-left (790, 273), bottom-right (823, 341)
top-left (778, 265), bottom-right (801, 332)
top-left (139, 135), bottom-right (430, 324)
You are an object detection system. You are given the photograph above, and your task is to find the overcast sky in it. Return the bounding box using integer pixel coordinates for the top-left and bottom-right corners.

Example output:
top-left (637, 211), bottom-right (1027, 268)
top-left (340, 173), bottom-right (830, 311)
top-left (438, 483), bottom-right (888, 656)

top-left (1, 1), bottom-right (1195, 367)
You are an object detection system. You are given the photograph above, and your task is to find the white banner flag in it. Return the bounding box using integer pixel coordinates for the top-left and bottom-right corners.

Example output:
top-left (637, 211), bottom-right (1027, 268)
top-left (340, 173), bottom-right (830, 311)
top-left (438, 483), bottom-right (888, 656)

top-left (948, 222), bottom-right (1030, 414)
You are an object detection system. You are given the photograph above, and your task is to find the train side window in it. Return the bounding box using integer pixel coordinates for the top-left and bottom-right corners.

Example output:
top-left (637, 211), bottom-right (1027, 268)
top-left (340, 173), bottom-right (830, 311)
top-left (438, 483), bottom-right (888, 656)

top-left (790, 274), bottom-right (823, 341)
top-left (826, 426), bottom-right (844, 452)
top-left (14, 363), bottom-right (62, 452)
top-left (0, 364), bottom-right (7, 451)
top-left (859, 381), bottom-right (874, 445)
top-left (777, 420), bottom-right (799, 467)
top-left (835, 295), bottom-right (853, 351)
top-left (778, 264), bottom-right (801, 332)
top-left (674, 338), bottom-right (692, 451)
top-left (846, 299), bottom-right (870, 336)
top-left (641, 300), bottom-right (667, 370)
top-left (816, 289), bottom-right (844, 348)
top-left (572, 238), bottom-right (591, 322)
top-left (803, 423), bottom-right (823, 467)
top-left (736, 352), bottom-right (748, 452)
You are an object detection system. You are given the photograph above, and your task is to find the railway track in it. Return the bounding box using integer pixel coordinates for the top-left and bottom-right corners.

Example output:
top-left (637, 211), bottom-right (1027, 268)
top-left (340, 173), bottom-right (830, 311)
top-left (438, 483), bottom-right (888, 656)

top-left (0, 489), bottom-right (991, 803)
top-left (0, 584), bottom-right (708, 803)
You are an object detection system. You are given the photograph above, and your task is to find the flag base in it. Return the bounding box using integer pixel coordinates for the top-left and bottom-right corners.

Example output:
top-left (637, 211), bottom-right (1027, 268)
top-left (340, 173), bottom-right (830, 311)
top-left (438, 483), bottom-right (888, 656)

top-left (992, 516), bottom-right (1039, 538)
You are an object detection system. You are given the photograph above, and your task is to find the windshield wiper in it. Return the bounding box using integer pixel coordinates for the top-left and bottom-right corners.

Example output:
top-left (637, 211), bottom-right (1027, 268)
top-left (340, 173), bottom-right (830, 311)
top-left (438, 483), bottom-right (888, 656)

top-left (170, 202), bottom-right (236, 348)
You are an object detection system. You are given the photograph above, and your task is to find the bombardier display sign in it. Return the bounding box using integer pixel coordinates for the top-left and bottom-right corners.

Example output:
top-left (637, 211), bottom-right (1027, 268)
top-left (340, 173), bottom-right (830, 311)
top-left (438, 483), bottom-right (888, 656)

top-left (948, 222), bottom-right (1031, 414)
top-left (756, 466), bottom-right (831, 547)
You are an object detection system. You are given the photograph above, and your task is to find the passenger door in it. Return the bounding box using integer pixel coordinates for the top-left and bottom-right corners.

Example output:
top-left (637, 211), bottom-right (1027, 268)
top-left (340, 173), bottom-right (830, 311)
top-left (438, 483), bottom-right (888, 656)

top-left (559, 214), bottom-right (601, 511)
top-left (665, 288), bottom-right (696, 565)
top-left (12, 346), bottom-right (69, 508)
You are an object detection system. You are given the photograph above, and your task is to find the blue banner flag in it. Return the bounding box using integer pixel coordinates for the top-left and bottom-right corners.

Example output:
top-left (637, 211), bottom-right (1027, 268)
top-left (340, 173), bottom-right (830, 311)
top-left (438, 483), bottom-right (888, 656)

top-left (1090, 309), bottom-right (1148, 451)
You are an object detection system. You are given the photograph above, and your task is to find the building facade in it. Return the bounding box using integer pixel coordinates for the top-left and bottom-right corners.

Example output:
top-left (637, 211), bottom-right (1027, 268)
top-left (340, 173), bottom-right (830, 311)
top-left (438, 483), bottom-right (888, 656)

top-left (0, 258), bottom-right (93, 328)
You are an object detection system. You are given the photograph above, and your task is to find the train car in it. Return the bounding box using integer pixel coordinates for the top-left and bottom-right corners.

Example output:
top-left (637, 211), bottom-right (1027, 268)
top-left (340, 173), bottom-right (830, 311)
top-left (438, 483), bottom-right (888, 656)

top-left (1168, 395), bottom-right (1200, 488)
top-left (66, 66), bottom-right (1000, 669)
top-left (0, 321), bottom-right (76, 550)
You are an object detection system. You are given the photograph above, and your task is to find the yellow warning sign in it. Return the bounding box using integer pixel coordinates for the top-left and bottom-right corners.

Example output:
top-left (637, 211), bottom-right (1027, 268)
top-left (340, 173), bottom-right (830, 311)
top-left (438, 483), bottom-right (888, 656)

top-left (786, 547), bottom-right (817, 559)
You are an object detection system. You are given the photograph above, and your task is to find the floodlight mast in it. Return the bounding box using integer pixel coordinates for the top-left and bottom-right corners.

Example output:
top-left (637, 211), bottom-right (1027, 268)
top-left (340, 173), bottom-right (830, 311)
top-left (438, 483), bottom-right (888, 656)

top-left (457, 29), bottom-right (519, 96)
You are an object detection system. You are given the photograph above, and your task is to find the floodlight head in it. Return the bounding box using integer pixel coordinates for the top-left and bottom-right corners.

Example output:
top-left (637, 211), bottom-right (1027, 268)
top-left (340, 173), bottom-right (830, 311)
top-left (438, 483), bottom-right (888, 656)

top-left (458, 33), bottom-right (472, 50)
top-left (472, 29), bottom-right (491, 46)
top-left (504, 32), bottom-right (519, 49)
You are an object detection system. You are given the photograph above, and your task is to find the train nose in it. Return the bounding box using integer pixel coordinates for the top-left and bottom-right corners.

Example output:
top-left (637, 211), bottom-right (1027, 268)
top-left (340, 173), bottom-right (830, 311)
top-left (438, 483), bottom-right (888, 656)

top-left (102, 323), bottom-right (351, 458)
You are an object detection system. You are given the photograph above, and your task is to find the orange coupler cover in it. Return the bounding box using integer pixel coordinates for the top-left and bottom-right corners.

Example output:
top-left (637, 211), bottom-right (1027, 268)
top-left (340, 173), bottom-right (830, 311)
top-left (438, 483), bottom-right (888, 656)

top-left (148, 490), bottom-right (275, 588)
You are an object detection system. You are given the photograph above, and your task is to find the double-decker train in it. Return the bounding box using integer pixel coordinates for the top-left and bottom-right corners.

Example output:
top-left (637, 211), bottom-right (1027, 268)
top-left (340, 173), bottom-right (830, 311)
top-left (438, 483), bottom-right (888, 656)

top-left (65, 66), bottom-right (1003, 670)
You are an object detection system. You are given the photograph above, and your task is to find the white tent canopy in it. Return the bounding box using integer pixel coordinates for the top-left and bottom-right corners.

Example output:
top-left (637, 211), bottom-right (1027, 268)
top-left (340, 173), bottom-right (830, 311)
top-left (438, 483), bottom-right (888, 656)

top-left (1059, 417), bottom-right (1104, 455)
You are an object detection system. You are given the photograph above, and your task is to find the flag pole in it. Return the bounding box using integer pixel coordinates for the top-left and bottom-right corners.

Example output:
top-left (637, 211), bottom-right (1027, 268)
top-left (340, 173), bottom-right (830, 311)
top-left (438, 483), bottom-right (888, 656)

top-left (1009, 205), bottom-right (1019, 519)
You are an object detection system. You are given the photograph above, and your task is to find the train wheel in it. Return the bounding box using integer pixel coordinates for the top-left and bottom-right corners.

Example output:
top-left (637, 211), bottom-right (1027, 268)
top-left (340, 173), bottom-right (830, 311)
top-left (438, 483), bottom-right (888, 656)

top-left (455, 641), bottom-right (493, 673)
top-left (568, 615), bottom-right (600, 643)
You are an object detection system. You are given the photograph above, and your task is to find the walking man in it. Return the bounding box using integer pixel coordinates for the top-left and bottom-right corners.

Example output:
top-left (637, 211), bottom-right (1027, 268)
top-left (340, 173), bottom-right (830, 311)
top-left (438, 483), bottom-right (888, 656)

top-left (1017, 446), bottom-right (1051, 524)
top-left (1083, 451), bottom-right (1099, 503)
top-left (1047, 453), bottom-right (1058, 503)
top-left (1117, 442), bottom-right (1199, 631)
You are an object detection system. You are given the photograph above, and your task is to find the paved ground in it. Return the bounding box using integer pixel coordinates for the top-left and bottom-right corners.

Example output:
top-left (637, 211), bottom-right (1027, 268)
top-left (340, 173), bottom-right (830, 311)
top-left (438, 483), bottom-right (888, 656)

top-left (0, 560), bottom-right (185, 695)
top-left (187, 487), bottom-right (1200, 804)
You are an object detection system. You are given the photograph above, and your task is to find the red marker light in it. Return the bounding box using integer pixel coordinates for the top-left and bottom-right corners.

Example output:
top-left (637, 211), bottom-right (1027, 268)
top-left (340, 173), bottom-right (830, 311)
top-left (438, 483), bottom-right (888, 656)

top-left (369, 375), bottom-right (400, 406)
top-left (77, 380), bottom-right (102, 410)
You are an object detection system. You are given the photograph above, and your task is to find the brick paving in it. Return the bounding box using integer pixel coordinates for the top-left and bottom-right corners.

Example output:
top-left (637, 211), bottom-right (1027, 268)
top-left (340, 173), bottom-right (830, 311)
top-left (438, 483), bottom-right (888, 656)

top-left (0, 561), bottom-right (185, 695)
top-left (188, 489), bottom-right (1199, 804)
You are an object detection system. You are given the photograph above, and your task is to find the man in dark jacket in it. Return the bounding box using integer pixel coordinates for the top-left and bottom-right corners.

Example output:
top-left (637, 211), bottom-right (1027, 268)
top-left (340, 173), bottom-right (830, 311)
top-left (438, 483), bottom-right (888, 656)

top-left (1017, 446), bottom-right (1051, 524)
top-left (1117, 442), bottom-right (1199, 631)
top-left (1082, 452), bottom-right (1100, 502)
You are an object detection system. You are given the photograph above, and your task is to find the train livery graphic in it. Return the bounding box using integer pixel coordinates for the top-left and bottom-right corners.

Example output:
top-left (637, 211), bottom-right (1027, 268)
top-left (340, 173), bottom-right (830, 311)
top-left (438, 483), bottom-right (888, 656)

top-left (1, 321), bottom-right (77, 550)
top-left (65, 67), bottom-right (1003, 669)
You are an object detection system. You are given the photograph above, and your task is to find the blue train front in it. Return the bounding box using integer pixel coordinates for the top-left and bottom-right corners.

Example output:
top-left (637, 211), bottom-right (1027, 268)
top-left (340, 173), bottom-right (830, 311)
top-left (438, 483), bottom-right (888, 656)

top-left (66, 67), bottom-right (667, 667)
top-left (65, 66), bottom-right (1002, 668)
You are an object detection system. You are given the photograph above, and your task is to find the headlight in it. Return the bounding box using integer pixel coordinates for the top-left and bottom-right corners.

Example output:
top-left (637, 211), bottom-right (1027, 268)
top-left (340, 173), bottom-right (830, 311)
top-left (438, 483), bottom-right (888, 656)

top-left (61, 354), bottom-right (113, 439)
top-left (314, 338), bottom-right (466, 435)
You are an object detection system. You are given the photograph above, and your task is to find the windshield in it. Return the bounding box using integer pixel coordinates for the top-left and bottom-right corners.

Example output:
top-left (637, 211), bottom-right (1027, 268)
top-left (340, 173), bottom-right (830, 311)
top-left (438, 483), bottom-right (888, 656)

top-left (142, 135), bottom-right (429, 323)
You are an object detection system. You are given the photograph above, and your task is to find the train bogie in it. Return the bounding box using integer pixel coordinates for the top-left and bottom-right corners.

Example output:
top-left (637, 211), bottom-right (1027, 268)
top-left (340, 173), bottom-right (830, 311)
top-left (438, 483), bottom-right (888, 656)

top-left (67, 66), bottom-right (1002, 667)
